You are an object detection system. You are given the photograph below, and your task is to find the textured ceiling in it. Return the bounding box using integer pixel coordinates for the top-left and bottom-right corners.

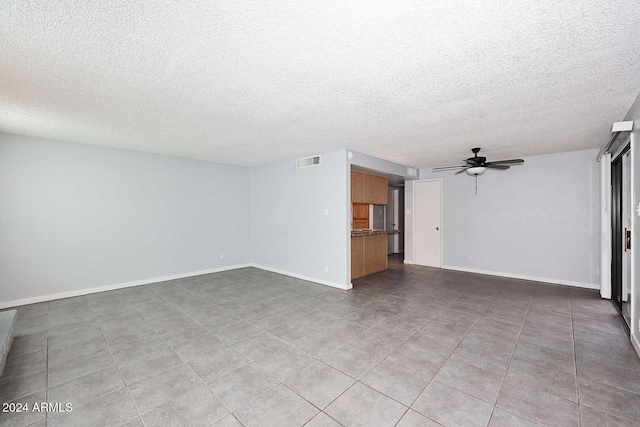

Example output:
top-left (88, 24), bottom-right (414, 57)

top-left (1, 1), bottom-right (639, 168)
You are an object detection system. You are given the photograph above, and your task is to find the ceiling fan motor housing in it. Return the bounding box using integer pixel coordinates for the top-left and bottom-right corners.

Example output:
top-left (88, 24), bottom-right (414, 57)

top-left (467, 156), bottom-right (486, 165)
top-left (467, 147), bottom-right (486, 165)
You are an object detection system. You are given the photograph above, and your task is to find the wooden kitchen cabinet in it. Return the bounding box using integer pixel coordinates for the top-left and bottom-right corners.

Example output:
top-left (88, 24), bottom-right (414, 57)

top-left (351, 171), bottom-right (365, 203)
top-left (353, 203), bottom-right (369, 219)
top-left (351, 236), bottom-right (366, 279)
top-left (351, 171), bottom-right (387, 205)
top-left (352, 203), bottom-right (369, 230)
top-left (351, 234), bottom-right (388, 279)
top-left (365, 174), bottom-right (388, 205)
top-left (364, 234), bottom-right (387, 275)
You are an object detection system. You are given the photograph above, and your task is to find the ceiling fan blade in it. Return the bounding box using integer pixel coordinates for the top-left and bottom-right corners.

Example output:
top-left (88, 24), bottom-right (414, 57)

top-left (432, 165), bottom-right (467, 171)
top-left (485, 159), bottom-right (524, 165)
top-left (455, 168), bottom-right (469, 174)
top-left (486, 164), bottom-right (510, 170)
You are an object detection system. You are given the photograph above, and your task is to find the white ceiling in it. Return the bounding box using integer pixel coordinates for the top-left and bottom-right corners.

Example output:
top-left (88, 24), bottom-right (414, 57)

top-left (1, 1), bottom-right (639, 168)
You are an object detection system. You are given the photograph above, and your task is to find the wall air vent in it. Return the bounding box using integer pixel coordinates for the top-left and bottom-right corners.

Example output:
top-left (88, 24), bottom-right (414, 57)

top-left (296, 155), bottom-right (321, 169)
top-left (407, 167), bottom-right (418, 177)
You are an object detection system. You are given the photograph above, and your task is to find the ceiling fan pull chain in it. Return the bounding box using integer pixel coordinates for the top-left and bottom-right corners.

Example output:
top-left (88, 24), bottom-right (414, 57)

top-left (475, 175), bottom-right (478, 195)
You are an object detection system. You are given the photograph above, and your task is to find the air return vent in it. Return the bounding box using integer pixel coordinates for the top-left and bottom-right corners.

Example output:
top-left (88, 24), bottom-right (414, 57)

top-left (296, 155), bottom-right (321, 169)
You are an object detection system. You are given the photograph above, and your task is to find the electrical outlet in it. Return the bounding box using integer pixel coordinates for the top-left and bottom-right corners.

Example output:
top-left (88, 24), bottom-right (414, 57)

top-left (467, 255), bottom-right (472, 262)
top-left (324, 266), bottom-right (329, 273)
top-left (596, 268), bottom-right (600, 276)
top-left (219, 254), bottom-right (224, 260)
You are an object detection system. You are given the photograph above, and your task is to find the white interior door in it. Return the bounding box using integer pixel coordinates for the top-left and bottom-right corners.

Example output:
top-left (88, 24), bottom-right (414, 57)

top-left (414, 180), bottom-right (442, 267)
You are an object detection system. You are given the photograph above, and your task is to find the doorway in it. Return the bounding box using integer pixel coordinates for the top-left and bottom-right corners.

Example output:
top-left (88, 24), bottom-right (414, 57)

top-left (414, 179), bottom-right (443, 268)
top-left (387, 187), bottom-right (403, 254)
top-left (612, 145), bottom-right (632, 329)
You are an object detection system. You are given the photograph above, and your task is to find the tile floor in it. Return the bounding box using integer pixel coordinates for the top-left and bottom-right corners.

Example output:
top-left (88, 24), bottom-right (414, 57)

top-left (1, 258), bottom-right (639, 427)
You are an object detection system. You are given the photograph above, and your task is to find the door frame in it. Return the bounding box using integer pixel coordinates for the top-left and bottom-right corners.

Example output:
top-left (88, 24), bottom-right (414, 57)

top-left (392, 188), bottom-right (401, 253)
top-left (387, 187), bottom-right (401, 254)
top-left (612, 143), bottom-right (632, 330)
top-left (622, 149), bottom-right (632, 326)
top-left (612, 152), bottom-right (624, 312)
top-left (412, 178), bottom-right (444, 268)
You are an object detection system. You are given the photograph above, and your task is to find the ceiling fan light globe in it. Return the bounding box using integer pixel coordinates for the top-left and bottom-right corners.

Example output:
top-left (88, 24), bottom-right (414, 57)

top-left (466, 166), bottom-right (486, 176)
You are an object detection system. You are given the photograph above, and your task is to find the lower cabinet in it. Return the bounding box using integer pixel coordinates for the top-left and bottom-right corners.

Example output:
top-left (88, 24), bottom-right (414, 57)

top-left (351, 236), bottom-right (366, 279)
top-left (351, 234), bottom-right (388, 279)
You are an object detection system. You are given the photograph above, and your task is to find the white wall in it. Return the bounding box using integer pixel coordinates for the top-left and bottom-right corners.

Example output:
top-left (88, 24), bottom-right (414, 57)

top-left (250, 149), bottom-right (351, 289)
top-left (624, 92), bottom-right (640, 350)
top-left (412, 149), bottom-right (600, 287)
top-left (0, 133), bottom-right (251, 306)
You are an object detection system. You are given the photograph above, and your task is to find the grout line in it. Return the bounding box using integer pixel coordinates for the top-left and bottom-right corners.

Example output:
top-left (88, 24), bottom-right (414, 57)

top-left (46, 302), bottom-right (150, 426)
top-left (25, 266), bottom-right (616, 427)
top-left (568, 291), bottom-right (640, 423)
top-left (318, 273), bottom-right (510, 425)
top-left (569, 287), bottom-right (582, 427)
top-left (247, 273), bottom-right (436, 422)
top-left (485, 281), bottom-right (537, 426)
top-left (93, 305), bottom-right (145, 427)
top-left (402, 279), bottom-right (510, 425)
top-left (129, 303), bottom-right (237, 423)
top-left (127, 297), bottom-right (300, 426)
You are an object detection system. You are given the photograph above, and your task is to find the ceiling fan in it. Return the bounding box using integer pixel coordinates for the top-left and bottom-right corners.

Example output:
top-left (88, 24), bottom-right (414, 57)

top-left (432, 148), bottom-right (524, 176)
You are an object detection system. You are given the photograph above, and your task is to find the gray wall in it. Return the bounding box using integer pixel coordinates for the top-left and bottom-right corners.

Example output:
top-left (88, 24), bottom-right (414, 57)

top-left (1, 130), bottom-right (608, 309)
top-left (624, 92), bottom-right (640, 346)
top-left (350, 150), bottom-right (416, 179)
top-left (415, 149), bottom-right (600, 287)
top-left (0, 133), bottom-right (251, 306)
top-left (404, 180), bottom-right (416, 262)
top-left (250, 149), bottom-right (351, 288)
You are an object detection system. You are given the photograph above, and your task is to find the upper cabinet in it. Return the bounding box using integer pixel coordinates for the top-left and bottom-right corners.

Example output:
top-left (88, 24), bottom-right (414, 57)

top-left (351, 171), bottom-right (387, 205)
top-left (351, 171), bottom-right (365, 203)
top-left (365, 174), bottom-right (388, 205)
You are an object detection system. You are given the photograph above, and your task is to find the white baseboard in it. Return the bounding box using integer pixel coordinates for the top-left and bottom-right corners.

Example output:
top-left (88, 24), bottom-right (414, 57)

top-left (442, 265), bottom-right (599, 290)
top-left (0, 262), bottom-right (354, 310)
top-left (1, 261), bottom-right (600, 310)
top-left (0, 264), bottom-right (252, 310)
top-left (251, 264), bottom-right (352, 290)
top-left (632, 333), bottom-right (640, 359)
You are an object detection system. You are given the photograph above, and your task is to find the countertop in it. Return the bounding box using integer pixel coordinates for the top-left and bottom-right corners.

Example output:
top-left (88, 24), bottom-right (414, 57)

top-left (351, 229), bottom-right (400, 237)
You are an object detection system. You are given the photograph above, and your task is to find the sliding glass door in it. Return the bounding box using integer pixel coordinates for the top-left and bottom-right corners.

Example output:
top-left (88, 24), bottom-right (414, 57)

top-left (611, 146), bottom-right (631, 329)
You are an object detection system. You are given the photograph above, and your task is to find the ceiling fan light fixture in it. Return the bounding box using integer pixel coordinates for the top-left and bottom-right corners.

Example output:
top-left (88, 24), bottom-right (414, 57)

top-left (466, 166), bottom-right (486, 176)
